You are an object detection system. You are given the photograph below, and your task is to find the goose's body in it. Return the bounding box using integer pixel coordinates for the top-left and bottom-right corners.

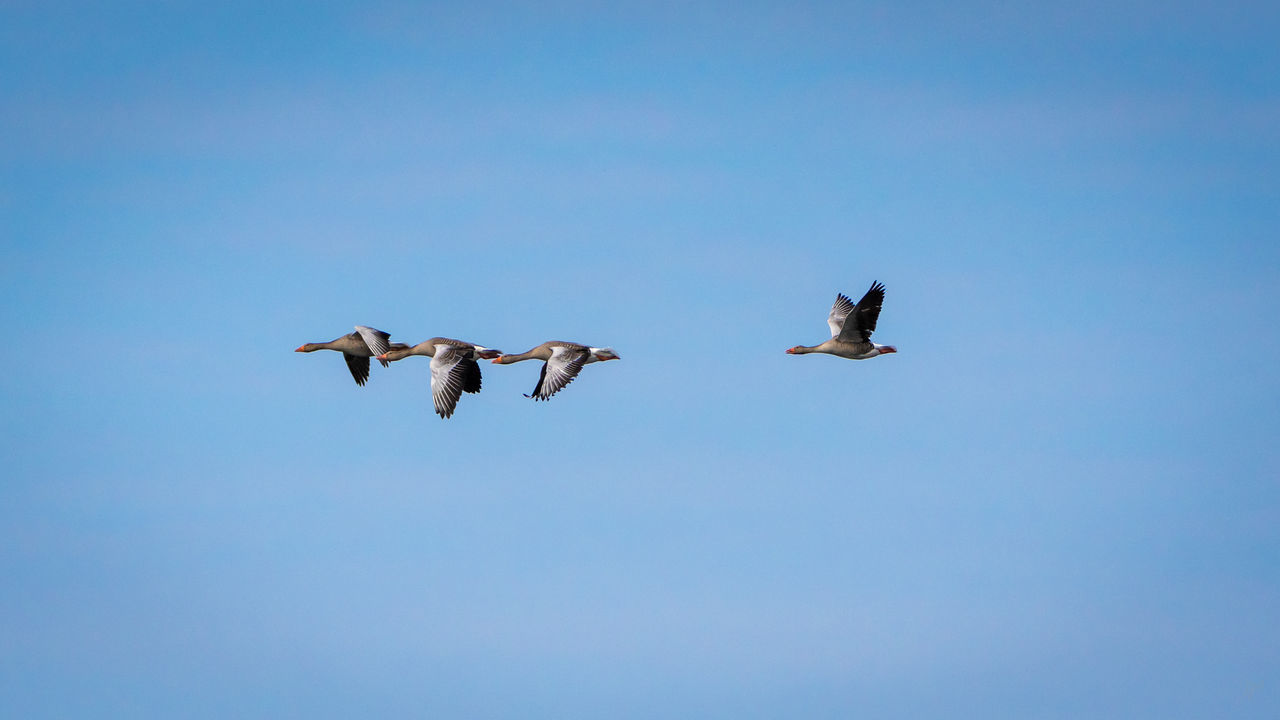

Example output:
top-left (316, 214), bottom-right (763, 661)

top-left (491, 341), bottom-right (620, 400)
top-left (787, 281), bottom-right (897, 360)
top-left (378, 338), bottom-right (501, 419)
top-left (295, 325), bottom-right (394, 386)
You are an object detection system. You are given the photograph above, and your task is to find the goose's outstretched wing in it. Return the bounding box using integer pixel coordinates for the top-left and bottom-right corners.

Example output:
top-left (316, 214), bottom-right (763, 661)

top-left (355, 325), bottom-right (392, 367)
top-left (527, 346), bottom-right (588, 401)
top-left (835, 281), bottom-right (886, 344)
top-left (826, 293), bottom-right (855, 338)
top-left (343, 353), bottom-right (371, 386)
top-left (429, 345), bottom-right (475, 419)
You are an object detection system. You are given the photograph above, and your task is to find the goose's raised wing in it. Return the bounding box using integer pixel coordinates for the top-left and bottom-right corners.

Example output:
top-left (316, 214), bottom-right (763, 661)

top-left (355, 326), bottom-right (392, 366)
top-left (835, 281), bottom-right (886, 344)
top-left (826, 293), bottom-right (855, 338)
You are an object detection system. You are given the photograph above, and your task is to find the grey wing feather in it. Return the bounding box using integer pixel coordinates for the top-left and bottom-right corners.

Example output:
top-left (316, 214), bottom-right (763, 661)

top-left (529, 347), bottom-right (588, 401)
top-left (354, 326), bottom-right (392, 364)
top-left (826, 293), bottom-right (855, 338)
top-left (429, 346), bottom-right (469, 419)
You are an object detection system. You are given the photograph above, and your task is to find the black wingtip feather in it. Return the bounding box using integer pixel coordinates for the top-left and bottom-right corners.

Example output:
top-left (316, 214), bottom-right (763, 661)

top-left (529, 362), bottom-right (549, 400)
top-left (463, 360), bottom-right (482, 394)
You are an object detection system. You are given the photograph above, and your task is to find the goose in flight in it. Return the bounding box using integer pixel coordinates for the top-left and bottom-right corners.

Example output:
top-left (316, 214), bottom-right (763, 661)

top-left (491, 341), bottom-right (620, 400)
top-left (378, 338), bottom-right (501, 419)
top-left (295, 325), bottom-right (395, 386)
top-left (786, 281), bottom-right (897, 359)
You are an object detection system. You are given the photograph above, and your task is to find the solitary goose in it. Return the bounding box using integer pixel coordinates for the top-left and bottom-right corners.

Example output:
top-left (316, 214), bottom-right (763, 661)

top-left (295, 326), bottom-right (394, 386)
top-left (378, 338), bottom-right (501, 419)
top-left (787, 281), bottom-right (897, 359)
top-left (491, 341), bottom-right (620, 400)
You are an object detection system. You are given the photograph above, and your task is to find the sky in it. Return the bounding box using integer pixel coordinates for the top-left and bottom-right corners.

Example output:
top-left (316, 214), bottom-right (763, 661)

top-left (2, 1), bottom-right (1278, 717)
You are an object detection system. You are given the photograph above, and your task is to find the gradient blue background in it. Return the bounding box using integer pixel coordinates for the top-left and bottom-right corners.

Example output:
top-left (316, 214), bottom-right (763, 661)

top-left (3, 2), bottom-right (1278, 717)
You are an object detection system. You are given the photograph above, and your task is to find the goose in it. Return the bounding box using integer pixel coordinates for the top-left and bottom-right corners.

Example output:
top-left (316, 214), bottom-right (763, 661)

top-left (295, 325), bottom-right (394, 386)
top-left (786, 281), bottom-right (897, 359)
top-left (377, 338), bottom-right (501, 419)
top-left (491, 341), bottom-right (620, 400)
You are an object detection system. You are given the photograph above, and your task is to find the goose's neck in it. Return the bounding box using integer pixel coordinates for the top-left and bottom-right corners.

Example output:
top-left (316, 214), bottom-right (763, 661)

top-left (296, 341), bottom-right (333, 353)
top-left (381, 346), bottom-right (417, 362)
top-left (494, 350), bottom-right (538, 364)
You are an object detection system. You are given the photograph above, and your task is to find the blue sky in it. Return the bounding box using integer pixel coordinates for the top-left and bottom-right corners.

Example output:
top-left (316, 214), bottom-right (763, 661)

top-left (2, 1), bottom-right (1278, 717)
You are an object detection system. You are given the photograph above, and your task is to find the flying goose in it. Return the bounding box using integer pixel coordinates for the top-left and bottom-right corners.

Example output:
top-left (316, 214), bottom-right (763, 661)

top-left (491, 341), bottom-right (620, 400)
top-left (378, 338), bottom-right (501, 419)
top-left (295, 325), bottom-right (395, 386)
top-left (786, 281), bottom-right (897, 359)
